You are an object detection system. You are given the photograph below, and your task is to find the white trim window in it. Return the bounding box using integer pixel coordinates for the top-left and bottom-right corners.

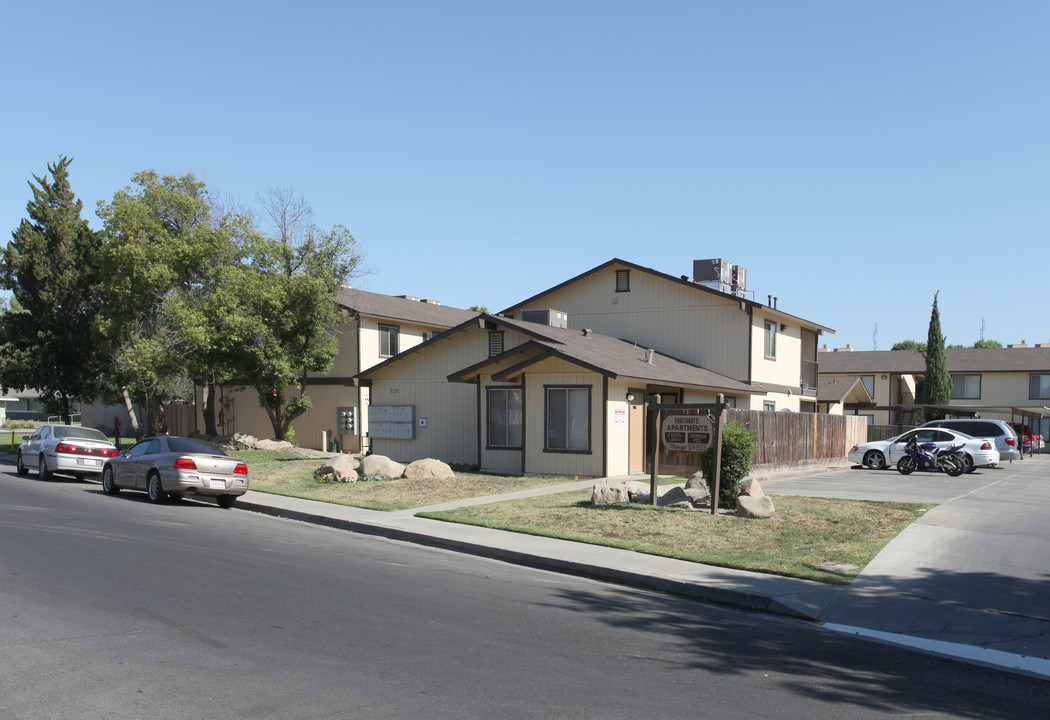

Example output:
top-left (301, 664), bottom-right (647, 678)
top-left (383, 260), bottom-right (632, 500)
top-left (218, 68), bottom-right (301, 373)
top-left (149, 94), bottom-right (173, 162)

top-left (487, 387), bottom-right (522, 448)
top-left (546, 387), bottom-right (590, 451)
top-left (764, 321), bottom-right (777, 359)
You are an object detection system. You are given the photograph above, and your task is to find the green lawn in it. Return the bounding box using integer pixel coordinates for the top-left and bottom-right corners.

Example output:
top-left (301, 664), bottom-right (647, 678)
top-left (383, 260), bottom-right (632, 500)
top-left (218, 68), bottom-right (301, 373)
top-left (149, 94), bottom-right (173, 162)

top-left (421, 491), bottom-right (929, 584)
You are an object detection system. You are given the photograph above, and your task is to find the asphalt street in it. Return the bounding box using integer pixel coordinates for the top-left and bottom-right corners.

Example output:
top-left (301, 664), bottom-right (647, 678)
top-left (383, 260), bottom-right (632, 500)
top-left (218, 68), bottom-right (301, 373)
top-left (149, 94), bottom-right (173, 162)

top-left (4, 471), bottom-right (1050, 720)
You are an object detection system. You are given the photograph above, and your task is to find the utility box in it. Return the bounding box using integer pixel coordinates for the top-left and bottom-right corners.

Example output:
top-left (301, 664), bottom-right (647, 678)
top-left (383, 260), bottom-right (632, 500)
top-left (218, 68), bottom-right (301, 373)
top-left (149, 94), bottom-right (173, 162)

top-left (693, 258), bottom-right (732, 285)
top-left (337, 406), bottom-right (357, 435)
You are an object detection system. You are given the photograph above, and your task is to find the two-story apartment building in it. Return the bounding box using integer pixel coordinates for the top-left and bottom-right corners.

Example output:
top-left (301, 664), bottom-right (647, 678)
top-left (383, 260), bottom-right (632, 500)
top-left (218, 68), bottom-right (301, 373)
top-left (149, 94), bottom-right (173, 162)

top-left (356, 258), bottom-right (833, 476)
top-left (818, 345), bottom-right (1050, 440)
top-left (197, 288), bottom-right (476, 451)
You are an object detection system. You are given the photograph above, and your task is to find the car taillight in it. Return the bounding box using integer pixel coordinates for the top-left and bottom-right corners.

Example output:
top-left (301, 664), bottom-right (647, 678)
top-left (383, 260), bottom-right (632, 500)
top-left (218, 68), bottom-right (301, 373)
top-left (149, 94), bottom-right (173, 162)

top-left (234, 463), bottom-right (248, 475)
top-left (173, 457), bottom-right (197, 470)
top-left (981, 442), bottom-right (992, 450)
top-left (1006, 437), bottom-right (1016, 447)
top-left (55, 443), bottom-right (120, 457)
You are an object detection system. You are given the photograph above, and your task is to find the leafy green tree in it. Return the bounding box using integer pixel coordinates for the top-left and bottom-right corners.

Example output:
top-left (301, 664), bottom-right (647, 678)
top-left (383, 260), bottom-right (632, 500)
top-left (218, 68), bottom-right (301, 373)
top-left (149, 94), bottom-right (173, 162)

top-left (0, 157), bottom-right (108, 422)
top-left (219, 188), bottom-right (362, 441)
top-left (923, 292), bottom-right (952, 414)
top-left (892, 340), bottom-right (927, 352)
top-left (468, 305), bottom-right (489, 313)
top-left (97, 170), bottom-right (238, 436)
top-left (972, 339), bottom-right (1002, 349)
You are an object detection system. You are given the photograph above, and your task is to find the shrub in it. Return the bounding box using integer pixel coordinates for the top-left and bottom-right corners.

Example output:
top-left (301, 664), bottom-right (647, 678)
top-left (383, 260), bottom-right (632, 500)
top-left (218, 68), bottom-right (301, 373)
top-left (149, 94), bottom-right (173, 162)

top-left (698, 423), bottom-right (757, 508)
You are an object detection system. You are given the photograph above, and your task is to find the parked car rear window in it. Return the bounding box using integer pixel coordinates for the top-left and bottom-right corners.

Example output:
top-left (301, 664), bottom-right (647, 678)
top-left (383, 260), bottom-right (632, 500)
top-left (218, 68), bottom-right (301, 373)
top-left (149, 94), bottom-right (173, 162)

top-left (53, 426), bottom-right (109, 441)
top-left (167, 438), bottom-right (226, 456)
top-left (942, 421), bottom-right (1005, 437)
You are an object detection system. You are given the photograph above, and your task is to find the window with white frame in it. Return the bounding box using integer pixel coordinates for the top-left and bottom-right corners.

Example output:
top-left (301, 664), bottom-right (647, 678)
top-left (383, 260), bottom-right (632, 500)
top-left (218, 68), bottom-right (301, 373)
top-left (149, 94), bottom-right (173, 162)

top-left (378, 324), bottom-right (399, 357)
top-left (764, 321), bottom-right (777, 359)
top-left (1031, 374), bottom-right (1050, 399)
top-left (763, 401), bottom-right (776, 412)
top-left (487, 387), bottom-right (522, 448)
top-left (951, 374), bottom-right (981, 399)
top-left (546, 386), bottom-right (590, 451)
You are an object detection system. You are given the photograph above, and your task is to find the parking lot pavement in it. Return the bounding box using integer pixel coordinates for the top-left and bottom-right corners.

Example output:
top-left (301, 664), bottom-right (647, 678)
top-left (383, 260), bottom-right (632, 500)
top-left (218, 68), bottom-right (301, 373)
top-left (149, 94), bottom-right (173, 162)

top-left (764, 455), bottom-right (1050, 667)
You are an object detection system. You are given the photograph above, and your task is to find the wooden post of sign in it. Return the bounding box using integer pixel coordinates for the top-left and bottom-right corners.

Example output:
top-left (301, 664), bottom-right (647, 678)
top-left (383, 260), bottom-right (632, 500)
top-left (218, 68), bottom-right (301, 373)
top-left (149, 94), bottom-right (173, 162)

top-left (649, 394), bottom-right (661, 506)
top-left (710, 393), bottom-right (725, 515)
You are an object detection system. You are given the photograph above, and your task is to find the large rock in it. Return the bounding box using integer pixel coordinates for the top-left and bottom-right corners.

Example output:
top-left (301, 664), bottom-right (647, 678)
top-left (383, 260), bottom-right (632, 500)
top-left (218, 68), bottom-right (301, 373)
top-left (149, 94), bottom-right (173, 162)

top-left (684, 472), bottom-right (706, 491)
top-left (404, 458), bottom-right (455, 480)
top-left (256, 439), bottom-right (295, 452)
top-left (232, 433), bottom-right (260, 449)
top-left (657, 486), bottom-right (700, 509)
top-left (738, 476), bottom-right (765, 498)
top-left (359, 454), bottom-right (407, 479)
top-left (592, 479), bottom-right (630, 506)
top-left (624, 481), bottom-right (652, 503)
top-left (319, 454), bottom-right (360, 483)
top-left (736, 495), bottom-right (776, 519)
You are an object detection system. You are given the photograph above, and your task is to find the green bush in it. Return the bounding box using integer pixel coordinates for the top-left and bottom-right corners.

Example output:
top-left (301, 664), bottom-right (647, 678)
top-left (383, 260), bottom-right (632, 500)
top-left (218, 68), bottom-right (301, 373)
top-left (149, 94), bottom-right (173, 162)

top-left (698, 423), bottom-right (757, 508)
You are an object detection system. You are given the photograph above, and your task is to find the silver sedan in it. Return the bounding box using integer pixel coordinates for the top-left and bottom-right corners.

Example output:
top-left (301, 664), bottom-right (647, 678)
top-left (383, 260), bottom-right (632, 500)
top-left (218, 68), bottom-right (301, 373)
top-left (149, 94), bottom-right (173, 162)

top-left (17, 424), bottom-right (119, 480)
top-left (101, 436), bottom-right (249, 507)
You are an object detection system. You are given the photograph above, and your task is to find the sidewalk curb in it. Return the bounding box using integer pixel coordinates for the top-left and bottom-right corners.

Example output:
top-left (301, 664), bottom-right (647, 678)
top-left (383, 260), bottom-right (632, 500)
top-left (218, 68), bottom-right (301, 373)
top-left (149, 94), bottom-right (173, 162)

top-left (236, 499), bottom-right (819, 622)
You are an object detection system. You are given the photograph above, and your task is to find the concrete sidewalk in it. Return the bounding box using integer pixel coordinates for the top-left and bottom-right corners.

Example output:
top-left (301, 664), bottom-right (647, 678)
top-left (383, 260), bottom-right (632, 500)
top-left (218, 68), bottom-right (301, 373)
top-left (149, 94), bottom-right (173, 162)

top-left (235, 457), bottom-right (1050, 679)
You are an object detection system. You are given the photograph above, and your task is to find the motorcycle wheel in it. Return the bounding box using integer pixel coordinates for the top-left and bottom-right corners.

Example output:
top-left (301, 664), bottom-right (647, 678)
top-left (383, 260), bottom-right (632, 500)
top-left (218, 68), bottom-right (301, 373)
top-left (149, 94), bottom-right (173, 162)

top-left (945, 458), bottom-right (964, 477)
top-left (897, 457), bottom-right (916, 475)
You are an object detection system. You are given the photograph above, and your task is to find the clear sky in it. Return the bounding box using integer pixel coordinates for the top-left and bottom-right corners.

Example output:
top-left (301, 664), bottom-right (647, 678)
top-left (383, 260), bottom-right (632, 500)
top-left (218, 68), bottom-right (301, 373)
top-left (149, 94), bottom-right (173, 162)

top-left (2, 1), bottom-right (1047, 351)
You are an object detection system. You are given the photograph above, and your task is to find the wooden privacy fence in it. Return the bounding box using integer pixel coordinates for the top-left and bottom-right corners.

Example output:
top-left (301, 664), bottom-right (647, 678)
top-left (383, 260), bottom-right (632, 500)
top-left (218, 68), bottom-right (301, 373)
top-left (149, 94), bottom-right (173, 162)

top-left (725, 409), bottom-right (869, 468)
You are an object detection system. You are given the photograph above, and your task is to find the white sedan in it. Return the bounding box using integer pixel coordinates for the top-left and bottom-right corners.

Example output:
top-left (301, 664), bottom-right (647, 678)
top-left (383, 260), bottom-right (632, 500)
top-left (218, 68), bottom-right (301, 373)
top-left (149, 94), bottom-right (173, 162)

top-left (849, 427), bottom-right (1000, 473)
top-left (17, 424), bottom-right (119, 480)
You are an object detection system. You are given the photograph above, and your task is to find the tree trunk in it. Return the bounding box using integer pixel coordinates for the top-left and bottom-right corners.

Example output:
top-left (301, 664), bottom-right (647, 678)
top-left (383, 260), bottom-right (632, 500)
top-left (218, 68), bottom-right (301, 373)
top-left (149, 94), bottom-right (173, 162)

top-left (202, 382), bottom-right (218, 436)
top-left (121, 387), bottom-right (141, 440)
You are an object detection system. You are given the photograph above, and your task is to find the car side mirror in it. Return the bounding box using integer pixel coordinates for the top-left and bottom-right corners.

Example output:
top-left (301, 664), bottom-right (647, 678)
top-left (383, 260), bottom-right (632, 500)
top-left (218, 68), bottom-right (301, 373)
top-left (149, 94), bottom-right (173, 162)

top-left (21, 435), bottom-right (30, 441)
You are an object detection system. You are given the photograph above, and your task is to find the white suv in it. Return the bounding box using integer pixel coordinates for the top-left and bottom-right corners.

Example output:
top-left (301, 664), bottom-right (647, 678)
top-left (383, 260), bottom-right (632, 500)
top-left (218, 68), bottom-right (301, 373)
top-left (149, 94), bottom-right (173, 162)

top-left (919, 418), bottom-right (1021, 462)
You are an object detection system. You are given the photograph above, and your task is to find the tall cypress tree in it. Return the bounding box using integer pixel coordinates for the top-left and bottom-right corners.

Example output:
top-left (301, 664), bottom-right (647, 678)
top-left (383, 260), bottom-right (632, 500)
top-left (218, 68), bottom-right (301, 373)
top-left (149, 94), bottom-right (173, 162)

top-left (924, 291), bottom-right (953, 416)
top-left (0, 157), bottom-right (108, 422)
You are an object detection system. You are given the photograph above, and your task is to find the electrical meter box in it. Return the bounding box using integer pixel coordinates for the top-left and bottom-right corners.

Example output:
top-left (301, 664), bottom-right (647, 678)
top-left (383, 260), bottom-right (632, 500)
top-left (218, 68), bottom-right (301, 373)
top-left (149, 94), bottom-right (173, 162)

top-left (337, 406), bottom-right (357, 435)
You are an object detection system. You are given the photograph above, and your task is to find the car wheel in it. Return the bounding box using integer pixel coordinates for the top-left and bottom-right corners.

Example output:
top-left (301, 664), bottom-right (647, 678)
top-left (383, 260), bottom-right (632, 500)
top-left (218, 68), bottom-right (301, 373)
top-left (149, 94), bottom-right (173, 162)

top-left (864, 451), bottom-right (887, 470)
top-left (962, 454), bottom-right (975, 473)
top-left (147, 473), bottom-right (166, 504)
top-left (102, 466), bottom-right (120, 495)
top-left (38, 455), bottom-right (52, 481)
top-left (216, 494), bottom-right (236, 509)
top-left (16, 452), bottom-right (28, 475)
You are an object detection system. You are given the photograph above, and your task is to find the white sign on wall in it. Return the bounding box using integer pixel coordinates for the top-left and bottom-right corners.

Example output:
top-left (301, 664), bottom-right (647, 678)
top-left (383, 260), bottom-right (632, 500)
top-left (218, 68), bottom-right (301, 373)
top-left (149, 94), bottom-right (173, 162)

top-left (370, 405), bottom-right (415, 439)
top-left (661, 414), bottom-right (713, 453)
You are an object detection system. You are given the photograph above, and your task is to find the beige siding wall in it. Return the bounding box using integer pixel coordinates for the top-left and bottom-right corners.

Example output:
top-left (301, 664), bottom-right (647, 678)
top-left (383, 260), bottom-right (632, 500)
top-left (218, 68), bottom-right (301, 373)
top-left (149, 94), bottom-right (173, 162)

top-left (306, 319), bottom-right (359, 379)
top-left (751, 309), bottom-right (803, 388)
top-left (950, 372), bottom-right (1034, 418)
top-left (357, 317), bottom-right (441, 372)
top-left (366, 328), bottom-right (485, 465)
top-left (517, 265), bottom-right (750, 379)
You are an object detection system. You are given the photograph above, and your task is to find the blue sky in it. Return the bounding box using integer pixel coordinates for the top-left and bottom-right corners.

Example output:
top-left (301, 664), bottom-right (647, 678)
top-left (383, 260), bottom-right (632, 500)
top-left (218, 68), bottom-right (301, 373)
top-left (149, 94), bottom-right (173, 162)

top-left (2, 1), bottom-right (1047, 350)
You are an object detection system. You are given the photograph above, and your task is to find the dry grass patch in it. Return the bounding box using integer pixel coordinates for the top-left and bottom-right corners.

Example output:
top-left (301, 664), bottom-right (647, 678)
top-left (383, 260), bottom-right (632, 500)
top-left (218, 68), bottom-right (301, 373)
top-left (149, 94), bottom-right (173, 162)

top-left (240, 449), bottom-right (576, 512)
top-left (420, 490), bottom-right (929, 584)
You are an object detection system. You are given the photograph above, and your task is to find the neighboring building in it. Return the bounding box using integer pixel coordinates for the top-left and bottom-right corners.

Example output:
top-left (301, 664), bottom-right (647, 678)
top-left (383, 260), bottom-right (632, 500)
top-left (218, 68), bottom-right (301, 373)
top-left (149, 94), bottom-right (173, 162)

top-left (356, 258), bottom-right (833, 477)
top-left (818, 345), bottom-right (1050, 439)
top-left (196, 288), bottom-right (477, 451)
top-left (815, 375), bottom-right (875, 416)
top-left (0, 389), bottom-right (81, 422)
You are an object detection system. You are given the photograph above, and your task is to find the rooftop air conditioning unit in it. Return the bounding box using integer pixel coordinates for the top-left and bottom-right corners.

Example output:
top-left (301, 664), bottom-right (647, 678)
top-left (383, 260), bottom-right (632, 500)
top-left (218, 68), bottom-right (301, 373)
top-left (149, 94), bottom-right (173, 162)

top-left (732, 265), bottom-right (747, 293)
top-left (520, 309), bottom-right (568, 328)
top-left (693, 258), bottom-right (732, 286)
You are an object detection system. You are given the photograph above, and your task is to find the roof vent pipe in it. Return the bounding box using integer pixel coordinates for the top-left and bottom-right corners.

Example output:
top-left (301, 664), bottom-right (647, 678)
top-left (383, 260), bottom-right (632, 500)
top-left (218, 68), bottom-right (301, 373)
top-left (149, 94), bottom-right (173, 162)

top-left (645, 348), bottom-right (655, 364)
top-left (767, 295), bottom-right (772, 307)
top-left (773, 297), bottom-right (778, 309)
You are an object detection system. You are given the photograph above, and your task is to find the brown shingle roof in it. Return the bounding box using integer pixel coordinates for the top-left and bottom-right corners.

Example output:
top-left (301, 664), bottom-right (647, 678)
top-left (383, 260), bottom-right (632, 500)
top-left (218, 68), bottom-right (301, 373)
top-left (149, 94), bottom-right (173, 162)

top-left (819, 347), bottom-right (1050, 374)
top-left (336, 288), bottom-right (477, 328)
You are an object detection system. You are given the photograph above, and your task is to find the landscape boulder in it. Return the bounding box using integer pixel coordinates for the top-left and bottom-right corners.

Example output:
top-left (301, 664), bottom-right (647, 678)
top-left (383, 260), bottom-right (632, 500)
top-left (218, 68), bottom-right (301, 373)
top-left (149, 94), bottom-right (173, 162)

top-left (684, 472), bottom-right (706, 491)
top-left (657, 486), bottom-right (702, 509)
top-left (738, 477), bottom-right (765, 498)
top-left (359, 454), bottom-right (407, 479)
top-left (592, 479), bottom-right (631, 506)
top-left (736, 495), bottom-right (776, 519)
top-left (255, 439), bottom-right (296, 452)
top-left (232, 433), bottom-right (260, 449)
top-left (404, 458), bottom-right (455, 480)
top-left (318, 454), bottom-right (360, 483)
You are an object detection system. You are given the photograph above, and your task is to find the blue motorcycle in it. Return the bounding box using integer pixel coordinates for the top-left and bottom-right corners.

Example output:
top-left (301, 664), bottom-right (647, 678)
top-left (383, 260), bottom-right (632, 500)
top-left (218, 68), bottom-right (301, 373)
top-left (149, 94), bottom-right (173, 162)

top-left (897, 437), bottom-right (965, 477)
